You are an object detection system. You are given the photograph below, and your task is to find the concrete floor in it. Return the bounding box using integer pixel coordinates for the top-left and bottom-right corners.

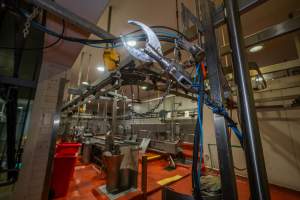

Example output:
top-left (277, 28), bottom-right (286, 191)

top-left (54, 159), bottom-right (300, 200)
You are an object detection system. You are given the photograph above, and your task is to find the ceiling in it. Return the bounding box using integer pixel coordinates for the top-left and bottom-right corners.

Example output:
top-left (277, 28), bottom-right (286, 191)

top-left (63, 0), bottom-right (300, 109)
top-left (42, 0), bottom-right (110, 67)
top-left (68, 0), bottom-right (299, 83)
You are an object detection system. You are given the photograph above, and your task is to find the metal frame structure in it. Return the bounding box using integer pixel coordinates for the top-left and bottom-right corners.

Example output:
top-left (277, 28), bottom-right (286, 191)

top-left (200, 0), bottom-right (239, 199)
top-left (0, 5), bottom-right (43, 186)
top-left (223, 0), bottom-right (270, 199)
top-left (25, 0), bottom-right (115, 39)
top-left (13, 0), bottom-right (300, 199)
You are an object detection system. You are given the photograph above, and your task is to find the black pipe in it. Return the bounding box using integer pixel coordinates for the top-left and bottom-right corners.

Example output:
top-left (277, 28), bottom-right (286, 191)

top-left (223, 0), bottom-right (271, 199)
top-left (107, 6), bottom-right (112, 33)
top-left (199, 1), bottom-right (238, 199)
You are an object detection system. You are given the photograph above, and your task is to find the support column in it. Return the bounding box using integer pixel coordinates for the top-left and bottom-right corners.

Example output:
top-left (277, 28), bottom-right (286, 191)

top-left (223, 0), bottom-right (271, 199)
top-left (199, 1), bottom-right (238, 199)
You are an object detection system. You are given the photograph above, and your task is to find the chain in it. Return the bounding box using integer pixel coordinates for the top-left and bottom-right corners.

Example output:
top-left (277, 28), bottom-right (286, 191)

top-left (23, 7), bottom-right (41, 38)
top-left (129, 80), bottom-right (173, 117)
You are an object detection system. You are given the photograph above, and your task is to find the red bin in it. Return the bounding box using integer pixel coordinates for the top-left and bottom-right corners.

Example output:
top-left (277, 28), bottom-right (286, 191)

top-left (55, 143), bottom-right (81, 156)
top-left (51, 143), bottom-right (81, 198)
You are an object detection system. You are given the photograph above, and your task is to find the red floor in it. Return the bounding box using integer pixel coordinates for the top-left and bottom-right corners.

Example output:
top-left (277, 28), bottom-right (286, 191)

top-left (54, 158), bottom-right (300, 200)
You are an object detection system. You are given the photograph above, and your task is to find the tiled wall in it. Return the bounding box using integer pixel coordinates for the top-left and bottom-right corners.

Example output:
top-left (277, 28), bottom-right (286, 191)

top-left (13, 62), bottom-right (67, 200)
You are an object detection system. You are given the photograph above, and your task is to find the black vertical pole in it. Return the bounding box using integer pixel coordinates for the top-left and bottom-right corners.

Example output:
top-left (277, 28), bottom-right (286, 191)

top-left (6, 89), bottom-right (17, 180)
top-left (199, 0), bottom-right (238, 200)
top-left (223, 0), bottom-right (271, 199)
top-left (107, 6), bottom-right (112, 33)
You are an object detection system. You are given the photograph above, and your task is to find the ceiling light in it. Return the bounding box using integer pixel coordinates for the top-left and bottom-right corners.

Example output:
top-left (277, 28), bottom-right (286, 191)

top-left (17, 107), bottom-right (23, 110)
top-left (249, 45), bottom-right (263, 53)
top-left (127, 40), bottom-right (137, 47)
top-left (82, 81), bottom-right (89, 85)
top-left (97, 65), bottom-right (105, 72)
top-left (88, 100), bottom-right (91, 103)
top-left (141, 85), bottom-right (148, 90)
top-left (128, 103), bottom-right (132, 107)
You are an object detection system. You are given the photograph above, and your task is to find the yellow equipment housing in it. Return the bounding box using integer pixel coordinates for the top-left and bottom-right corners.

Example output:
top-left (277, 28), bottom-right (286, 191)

top-left (103, 48), bottom-right (120, 71)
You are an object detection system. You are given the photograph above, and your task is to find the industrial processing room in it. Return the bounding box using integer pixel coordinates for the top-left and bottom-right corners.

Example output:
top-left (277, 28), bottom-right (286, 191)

top-left (1, 0), bottom-right (300, 200)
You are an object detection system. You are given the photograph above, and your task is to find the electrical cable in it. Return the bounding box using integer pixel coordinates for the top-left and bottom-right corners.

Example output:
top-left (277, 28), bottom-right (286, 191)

top-left (191, 63), bottom-right (204, 199)
top-left (22, 7), bottom-right (183, 43)
top-left (191, 61), bottom-right (244, 198)
top-left (204, 93), bottom-right (244, 147)
top-left (0, 19), bottom-right (65, 50)
top-left (3, 6), bottom-right (188, 50)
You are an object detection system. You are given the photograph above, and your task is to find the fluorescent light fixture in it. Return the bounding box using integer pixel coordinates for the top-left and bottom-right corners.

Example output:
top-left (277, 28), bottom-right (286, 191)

top-left (17, 107), bottom-right (23, 110)
top-left (167, 112), bottom-right (172, 119)
top-left (82, 81), bottom-right (89, 85)
top-left (184, 111), bottom-right (190, 118)
top-left (249, 45), bottom-right (263, 53)
top-left (97, 65), bottom-right (105, 72)
top-left (141, 85), bottom-right (148, 90)
top-left (127, 40), bottom-right (137, 47)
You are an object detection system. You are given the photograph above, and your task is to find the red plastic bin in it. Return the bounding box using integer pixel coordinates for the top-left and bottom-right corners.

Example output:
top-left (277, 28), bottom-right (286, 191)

top-left (51, 154), bottom-right (77, 197)
top-left (55, 142), bottom-right (81, 156)
top-left (51, 143), bottom-right (81, 197)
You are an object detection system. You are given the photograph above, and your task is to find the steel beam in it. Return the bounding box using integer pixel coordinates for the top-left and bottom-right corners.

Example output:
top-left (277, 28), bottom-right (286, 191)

top-left (199, 1), bottom-right (238, 200)
top-left (223, 0), bottom-right (270, 199)
top-left (164, 0), bottom-right (267, 56)
top-left (220, 16), bottom-right (300, 56)
top-left (226, 59), bottom-right (300, 81)
top-left (25, 0), bottom-right (114, 39)
top-left (61, 75), bottom-right (113, 110)
top-left (181, 0), bottom-right (266, 32)
top-left (214, 0), bottom-right (266, 26)
top-left (254, 86), bottom-right (300, 102)
top-left (255, 94), bottom-right (300, 103)
top-left (256, 75), bottom-right (300, 92)
top-left (0, 75), bottom-right (36, 88)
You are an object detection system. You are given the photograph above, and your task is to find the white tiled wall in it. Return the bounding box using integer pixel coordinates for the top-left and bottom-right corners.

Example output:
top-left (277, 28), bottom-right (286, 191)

top-left (13, 62), bottom-right (67, 200)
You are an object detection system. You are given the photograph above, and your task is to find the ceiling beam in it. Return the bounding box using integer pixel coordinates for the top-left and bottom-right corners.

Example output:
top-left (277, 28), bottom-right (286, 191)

top-left (25, 0), bottom-right (114, 39)
top-left (220, 15), bottom-right (300, 56)
top-left (0, 75), bottom-right (36, 88)
top-left (254, 86), bottom-right (300, 102)
top-left (226, 59), bottom-right (300, 80)
top-left (257, 74), bottom-right (300, 92)
top-left (252, 59), bottom-right (300, 75)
